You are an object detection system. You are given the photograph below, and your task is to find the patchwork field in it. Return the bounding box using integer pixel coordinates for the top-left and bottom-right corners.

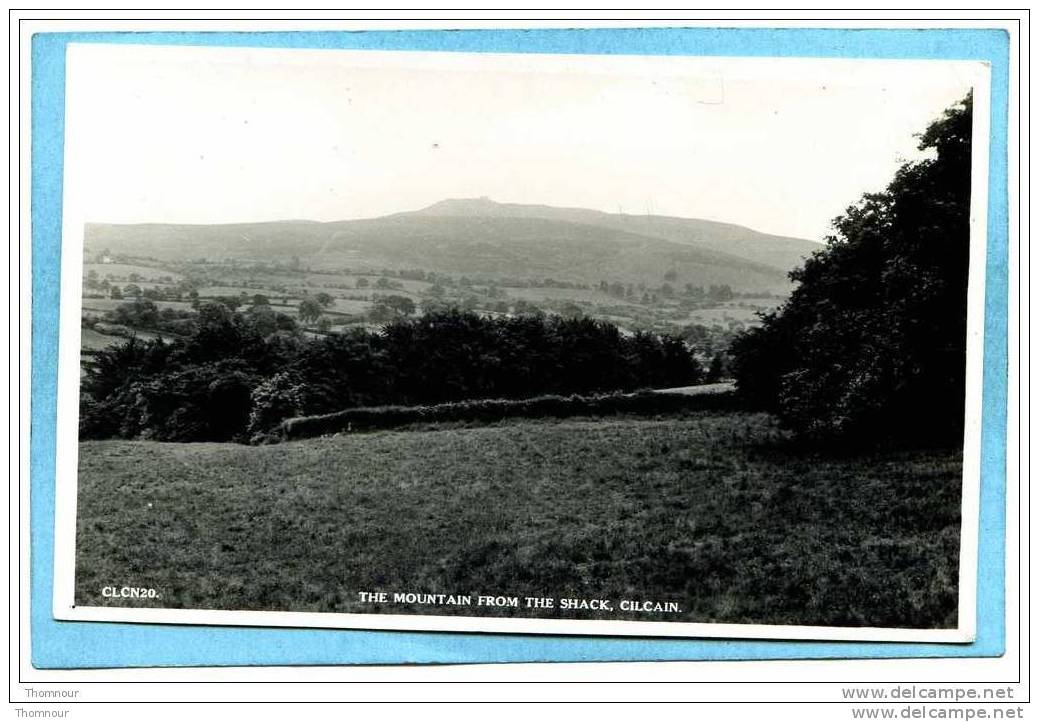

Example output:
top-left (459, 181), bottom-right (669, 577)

top-left (75, 411), bottom-right (961, 628)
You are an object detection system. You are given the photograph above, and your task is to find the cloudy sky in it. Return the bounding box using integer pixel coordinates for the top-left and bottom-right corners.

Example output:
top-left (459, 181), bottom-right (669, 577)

top-left (64, 44), bottom-right (981, 241)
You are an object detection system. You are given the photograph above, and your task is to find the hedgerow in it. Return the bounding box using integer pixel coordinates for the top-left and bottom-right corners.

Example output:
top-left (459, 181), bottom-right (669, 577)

top-left (275, 389), bottom-right (737, 442)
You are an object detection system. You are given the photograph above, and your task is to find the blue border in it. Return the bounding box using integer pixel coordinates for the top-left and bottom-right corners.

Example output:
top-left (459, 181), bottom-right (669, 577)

top-left (30, 27), bottom-right (1009, 668)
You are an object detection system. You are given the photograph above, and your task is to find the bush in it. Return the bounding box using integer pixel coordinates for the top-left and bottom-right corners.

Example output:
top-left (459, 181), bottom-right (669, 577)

top-left (247, 372), bottom-right (312, 440)
top-left (124, 361), bottom-right (259, 442)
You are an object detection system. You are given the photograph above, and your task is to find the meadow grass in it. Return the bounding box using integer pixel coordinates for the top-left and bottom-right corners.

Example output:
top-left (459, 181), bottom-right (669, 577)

top-left (75, 411), bottom-right (961, 628)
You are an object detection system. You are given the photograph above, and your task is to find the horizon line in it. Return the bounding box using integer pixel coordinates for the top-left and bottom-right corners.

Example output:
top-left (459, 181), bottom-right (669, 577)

top-left (81, 197), bottom-right (827, 244)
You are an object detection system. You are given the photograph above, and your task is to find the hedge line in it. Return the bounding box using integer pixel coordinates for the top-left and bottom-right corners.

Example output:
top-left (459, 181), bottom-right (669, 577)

top-left (277, 388), bottom-right (737, 441)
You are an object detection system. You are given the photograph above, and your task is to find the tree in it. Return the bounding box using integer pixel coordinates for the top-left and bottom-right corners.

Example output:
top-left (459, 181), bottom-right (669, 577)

top-left (372, 294), bottom-right (416, 319)
top-left (298, 297), bottom-right (323, 324)
top-left (245, 303), bottom-right (279, 336)
top-left (356, 277), bottom-right (370, 289)
top-left (274, 312), bottom-right (298, 332)
top-left (420, 298), bottom-right (452, 315)
top-left (314, 292), bottom-right (334, 308)
top-left (730, 93), bottom-right (972, 442)
top-left (196, 300), bottom-right (235, 330)
top-left (107, 298), bottom-right (160, 329)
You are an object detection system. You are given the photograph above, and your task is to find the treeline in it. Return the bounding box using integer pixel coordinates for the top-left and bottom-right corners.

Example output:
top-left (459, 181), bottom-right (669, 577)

top-left (80, 308), bottom-right (701, 443)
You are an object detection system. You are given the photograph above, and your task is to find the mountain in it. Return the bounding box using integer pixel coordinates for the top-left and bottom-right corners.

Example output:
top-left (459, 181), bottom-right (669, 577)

top-left (84, 199), bottom-right (821, 293)
top-left (412, 198), bottom-right (820, 273)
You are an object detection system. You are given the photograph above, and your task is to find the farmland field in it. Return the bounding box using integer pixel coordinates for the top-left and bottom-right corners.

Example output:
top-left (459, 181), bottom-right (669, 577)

top-left (197, 285), bottom-right (282, 298)
top-left (75, 411), bottom-right (961, 628)
top-left (325, 298), bottom-right (371, 314)
top-left (78, 247), bottom-right (782, 365)
top-left (80, 327), bottom-right (126, 351)
top-left (508, 286), bottom-right (617, 304)
top-left (82, 298), bottom-right (196, 314)
top-left (85, 262), bottom-right (183, 281)
top-left (682, 306), bottom-right (763, 325)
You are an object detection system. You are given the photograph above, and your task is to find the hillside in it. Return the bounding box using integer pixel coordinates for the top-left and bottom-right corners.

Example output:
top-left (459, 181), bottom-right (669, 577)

top-left (84, 199), bottom-right (821, 292)
top-left (412, 198), bottom-right (821, 273)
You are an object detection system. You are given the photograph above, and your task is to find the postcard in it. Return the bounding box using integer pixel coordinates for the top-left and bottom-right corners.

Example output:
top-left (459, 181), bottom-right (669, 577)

top-left (51, 43), bottom-right (989, 642)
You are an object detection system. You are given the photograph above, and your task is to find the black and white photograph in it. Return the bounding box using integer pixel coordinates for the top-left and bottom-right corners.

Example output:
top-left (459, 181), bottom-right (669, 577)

top-left (52, 44), bottom-right (988, 641)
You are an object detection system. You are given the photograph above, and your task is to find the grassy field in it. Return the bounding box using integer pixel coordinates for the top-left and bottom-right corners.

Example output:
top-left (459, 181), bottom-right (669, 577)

top-left (79, 327), bottom-right (125, 351)
top-left (325, 298), bottom-right (371, 314)
top-left (75, 411), bottom-right (962, 628)
top-left (509, 286), bottom-right (617, 304)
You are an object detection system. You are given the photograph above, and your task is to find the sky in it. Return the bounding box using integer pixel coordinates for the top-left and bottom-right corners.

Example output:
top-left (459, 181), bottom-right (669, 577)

top-left (63, 44), bottom-right (981, 242)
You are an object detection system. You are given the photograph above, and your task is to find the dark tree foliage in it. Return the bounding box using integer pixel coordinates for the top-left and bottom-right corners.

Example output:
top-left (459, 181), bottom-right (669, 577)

top-left (730, 94), bottom-right (972, 442)
top-left (81, 309), bottom-right (701, 442)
